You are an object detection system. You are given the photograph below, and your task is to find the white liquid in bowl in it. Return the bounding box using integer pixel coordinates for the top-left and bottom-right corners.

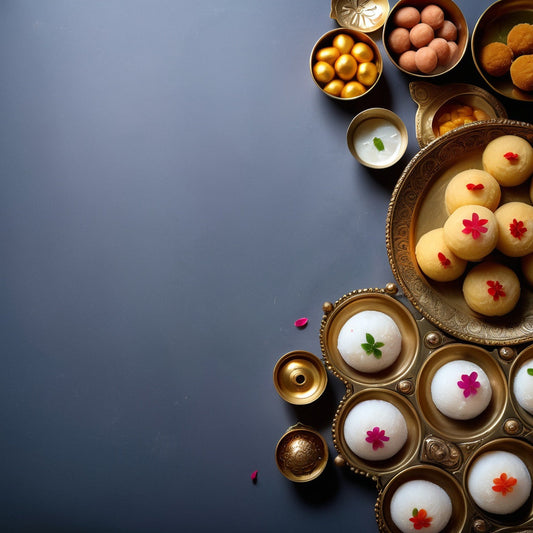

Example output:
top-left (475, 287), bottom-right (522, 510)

top-left (353, 118), bottom-right (403, 167)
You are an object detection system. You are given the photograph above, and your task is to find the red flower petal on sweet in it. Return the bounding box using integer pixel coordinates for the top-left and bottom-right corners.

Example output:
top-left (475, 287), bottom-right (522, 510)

top-left (466, 183), bottom-right (484, 190)
top-left (504, 152), bottom-right (519, 161)
top-left (438, 252), bottom-right (451, 268)
top-left (492, 473), bottom-right (517, 496)
top-left (487, 280), bottom-right (505, 301)
top-left (510, 218), bottom-right (527, 239)
top-left (294, 317), bottom-right (308, 328)
top-left (462, 212), bottom-right (489, 240)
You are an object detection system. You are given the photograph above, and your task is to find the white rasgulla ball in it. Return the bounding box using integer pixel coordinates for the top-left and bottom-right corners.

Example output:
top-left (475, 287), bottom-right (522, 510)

top-left (337, 310), bottom-right (402, 373)
top-left (467, 451), bottom-right (532, 514)
top-left (430, 360), bottom-right (492, 420)
top-left (513, 359), bottom-right (533, 415)
top-left (390, 479), bottom-right (453, 533)
top-left (343, 399), bottom-right (408, 461)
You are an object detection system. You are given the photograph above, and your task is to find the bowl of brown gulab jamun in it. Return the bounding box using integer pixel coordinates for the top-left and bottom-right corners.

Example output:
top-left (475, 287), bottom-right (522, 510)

top-left (383, 0), bottom-right (468, 77)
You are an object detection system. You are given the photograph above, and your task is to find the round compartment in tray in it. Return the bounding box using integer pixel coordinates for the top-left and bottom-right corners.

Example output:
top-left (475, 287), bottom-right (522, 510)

top-left (386, 119), bottom-right (533, 346)
top-left (333, 388), bottom-right (422, 477)
top-left (464, 438), bottom-right (533, 524)
top-left (378, 465), bottom-right (467, 533)
top-left (320, 289), bottom-right (419, 386)
top-left (416, 343), bottom-right (508, 441)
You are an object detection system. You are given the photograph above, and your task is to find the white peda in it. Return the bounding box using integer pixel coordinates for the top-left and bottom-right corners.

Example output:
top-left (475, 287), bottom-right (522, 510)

top-left (337, 310), bottom-right (402, 373)
top-left (343, 399), bottom-right (408, 461)
top-left (431, 360), bottom-right (492, 420)
top-left (467, 451), bottom-right (532, 514)
top-left (513, 359), bottom-right (533, 415)
top-left (390, 479), bottom-right (453, 533)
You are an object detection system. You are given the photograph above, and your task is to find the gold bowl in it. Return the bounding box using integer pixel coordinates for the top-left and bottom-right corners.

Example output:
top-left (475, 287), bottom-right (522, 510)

top-left (273, 350), bottom-right (327, 405)
top-left (346, 108), bottom-right (408, 168)
top-left (471, 0), bottom-right (533, 102)
top-left (275, 424), bottom-right (329, 482)
top-left (382, 0), bottom-right (468, 77)
top-left (310, 27), bottom-right (382, 100)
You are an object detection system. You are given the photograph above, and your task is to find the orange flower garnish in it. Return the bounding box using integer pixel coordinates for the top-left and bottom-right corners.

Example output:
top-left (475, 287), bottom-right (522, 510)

top-left (409, 508), bottom-right (432, 529)
top-left (492, 473), bottom-right (517, 496)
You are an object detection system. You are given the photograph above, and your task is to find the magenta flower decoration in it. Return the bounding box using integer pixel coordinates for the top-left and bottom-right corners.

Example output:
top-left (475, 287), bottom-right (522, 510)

top-left (457, 371), bottom-right (480, 398)
top-left (365, 426), bottom-right (390, 451)
top-left (462, 212), bottom-right (488, 240)
top-left (294, 317), bottom-right (308, 328)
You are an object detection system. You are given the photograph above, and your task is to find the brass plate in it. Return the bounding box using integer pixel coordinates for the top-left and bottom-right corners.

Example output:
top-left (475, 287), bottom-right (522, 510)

top-left (273, 350), bottom-right (327, 405)
top-left (330, 0), bottom-right (390, 33)
top-left (409, 81), bottom-right (508, 148)
top-left (472, 0), bottom-right (533, 102)
top-left (386, 119), bottom-right (533, 346)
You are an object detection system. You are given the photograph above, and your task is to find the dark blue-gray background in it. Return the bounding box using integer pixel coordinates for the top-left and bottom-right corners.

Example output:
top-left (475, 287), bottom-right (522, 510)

top-left (0, 1), bottom-right (530, 532)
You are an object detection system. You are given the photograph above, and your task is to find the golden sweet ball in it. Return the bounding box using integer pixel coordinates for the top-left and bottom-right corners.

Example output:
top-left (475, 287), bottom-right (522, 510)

top-left (315, 46), bottom-right (340, 65)
top-left (313, 61), bottom-right (335, 84)
top-left (341, 81), bottom-right (366, 98)
top-left (323, 79), bottom-right (345, 96)
top-left (351, 42), bottom-right (374, 63)
top-left (335, 54), bottom-right (358, 81)
top-left (333, 33), bottom-right (355, 54)
top-left (357, 61), bottom-right (378, 86)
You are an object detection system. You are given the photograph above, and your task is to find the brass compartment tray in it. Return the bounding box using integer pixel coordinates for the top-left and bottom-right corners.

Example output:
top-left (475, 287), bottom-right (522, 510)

top-left (320, 285), bottom-right (533, 532)
top-left (386, 119), bottom-right (533, 347)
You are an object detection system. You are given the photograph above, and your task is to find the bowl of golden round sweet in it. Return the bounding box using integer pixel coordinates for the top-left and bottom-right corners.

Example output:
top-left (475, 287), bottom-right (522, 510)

top-left (472, 0), bottom-right (533, 102)
top-left (347, 108), bottom-right (408, 169)
top-left (415, 343), bottom-right (508, 443)
top-left (330, 0), bottom-right (390, 33)
top-left (409, 81), bottom-right (508, 147)
top-left (320, 289), bottom-right (419, 387)
top-left (383, 0), bottom-right (468, 77)
top-left (273, 350), bottom-right (327, 405)
top-left (332, 388), bottom-right (422, 477)
top-left (377, 465), bottom-right (468, 532)
top-left (510, 344), bottom-right (533, 427)
top-left (275, 423), bottom-right (329, 482)
top-left (310, 28), bottom-right (382, 100)
top-left (463, 438), bottom-right (533, 522)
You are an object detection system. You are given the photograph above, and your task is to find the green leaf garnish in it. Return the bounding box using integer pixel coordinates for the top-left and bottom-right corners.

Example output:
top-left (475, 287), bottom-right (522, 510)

top-left (361, 333), bottom-right (385, 359)
top-left (373, 137), bottom-right (385, 151)
top-left (528, 368), bottom-right (533, 376)
top-left (412, 508), bottom-right (418, 518)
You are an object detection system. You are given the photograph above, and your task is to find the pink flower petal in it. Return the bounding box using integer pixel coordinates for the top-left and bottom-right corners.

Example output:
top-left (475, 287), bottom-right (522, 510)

top-left (251, 470), bottom-right (258, 483)
top-left (294, 317), bottom-right (308, 328)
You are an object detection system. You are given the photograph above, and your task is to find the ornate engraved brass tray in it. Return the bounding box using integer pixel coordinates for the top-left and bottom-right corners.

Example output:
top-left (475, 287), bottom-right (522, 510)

top-left (386, 119), bottom-right (533, 346)
top-left (319, 284), bottom-right (533, 532)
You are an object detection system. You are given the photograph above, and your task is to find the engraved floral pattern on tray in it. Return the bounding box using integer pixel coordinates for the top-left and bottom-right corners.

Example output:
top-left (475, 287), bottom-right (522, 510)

top-left (386, 120), bottom-right (533, 346)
